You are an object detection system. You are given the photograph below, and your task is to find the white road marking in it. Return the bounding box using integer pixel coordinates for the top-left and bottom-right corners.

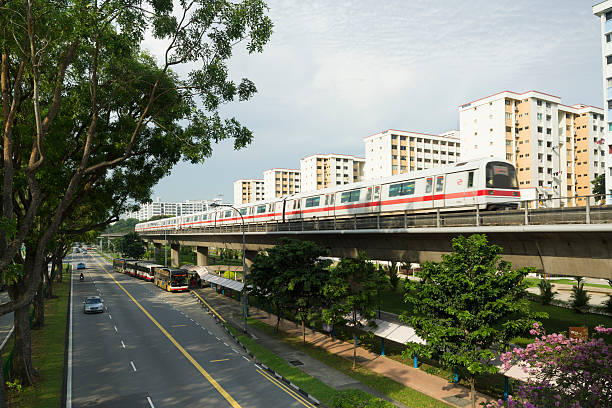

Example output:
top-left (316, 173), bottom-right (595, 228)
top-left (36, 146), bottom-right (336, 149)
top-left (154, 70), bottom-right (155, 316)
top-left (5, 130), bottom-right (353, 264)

top-left (147, 397), bottom-right (155, 408)
top-left (216, 337), bottom-right (220, 341)
top-left (251, 334), bottom-right (259, 340)
top-left (223, 342), bottom-right (229, 347)
top-left (232, 349), bottom-right (239, 354)
top-left (121, 340), bottom-right (126, 349)
top-left (108, 314), bottom-right (112, 320)
top-left (254, 364), bottom-right (262, 370)
top-left (114, 325), bottom-right (118, 333)
top-left (207, 330), bottom-right (213, 335)
top-left (242, 356), bottom-right (250, 361)
top-left (130, 361), bottom-right (137, 371)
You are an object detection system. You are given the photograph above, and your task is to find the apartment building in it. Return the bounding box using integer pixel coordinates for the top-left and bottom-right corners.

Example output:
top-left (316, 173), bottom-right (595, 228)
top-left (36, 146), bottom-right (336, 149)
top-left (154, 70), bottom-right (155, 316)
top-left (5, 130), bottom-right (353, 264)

top-left (126, 198), bottom-right (224, 221)
top-left (263, 168), bottom-right (301, 200)
top-left (459, 90), bottom-right (606, 205)
top-left (364, 129), bottom-right (461, 179)
top-left (233, 179), bottom-right (264, 205)
top-left (300, 154), bottom-right (365, 192)
top-left (593, 1), bottom-right (612, 202)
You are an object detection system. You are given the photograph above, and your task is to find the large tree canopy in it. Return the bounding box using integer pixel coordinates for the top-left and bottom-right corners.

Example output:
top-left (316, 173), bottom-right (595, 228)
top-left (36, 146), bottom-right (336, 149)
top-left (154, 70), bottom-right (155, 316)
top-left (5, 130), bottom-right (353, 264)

top-left (0, 0), bottom-right (272, 385)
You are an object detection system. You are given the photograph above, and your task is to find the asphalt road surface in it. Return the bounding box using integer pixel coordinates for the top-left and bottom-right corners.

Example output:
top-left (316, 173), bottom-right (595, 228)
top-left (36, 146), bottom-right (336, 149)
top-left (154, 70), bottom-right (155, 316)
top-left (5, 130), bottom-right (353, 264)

top-left (68, 251), bottom-right (314, 408)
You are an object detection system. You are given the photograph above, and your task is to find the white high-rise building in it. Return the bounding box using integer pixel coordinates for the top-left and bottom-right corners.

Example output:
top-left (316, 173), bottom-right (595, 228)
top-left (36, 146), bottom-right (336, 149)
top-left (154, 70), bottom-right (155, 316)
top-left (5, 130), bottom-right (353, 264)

top-left (459, 90), bottom-right (605, 206)
top-left (125, 197), bottom-right (224, 221)
top-left (263, 168), bottom-right (300, 200)
top-left (300, 153), bottom-right (365, 192)
top-left (364, 129), bottom-right (461, 179)
top-left (593, 1), bottom-right (612, 202)
top-left (233, 179), bottom-right (265, 205)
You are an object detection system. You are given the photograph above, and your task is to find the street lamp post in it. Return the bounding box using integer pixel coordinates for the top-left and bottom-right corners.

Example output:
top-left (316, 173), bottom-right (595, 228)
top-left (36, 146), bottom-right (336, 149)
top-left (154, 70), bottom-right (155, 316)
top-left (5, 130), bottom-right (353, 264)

top-left (212, 203), bottom-right (247, 333)
top-left (164, 229), bottom-right (168, 267)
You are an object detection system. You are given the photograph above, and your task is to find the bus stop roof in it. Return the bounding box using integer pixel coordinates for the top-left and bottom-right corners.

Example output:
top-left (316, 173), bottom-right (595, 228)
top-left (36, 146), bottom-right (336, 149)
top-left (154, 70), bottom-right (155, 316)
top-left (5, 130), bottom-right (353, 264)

top-left (200, 273), bottom-right (244, 291)
top-left (362, 319), bottom-right (427, 345)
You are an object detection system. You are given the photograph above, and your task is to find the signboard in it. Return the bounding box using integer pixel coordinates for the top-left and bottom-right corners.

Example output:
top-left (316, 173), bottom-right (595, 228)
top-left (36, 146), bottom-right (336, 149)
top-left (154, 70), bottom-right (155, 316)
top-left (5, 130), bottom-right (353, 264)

top-left (569, 326), bottom-right (588, 340)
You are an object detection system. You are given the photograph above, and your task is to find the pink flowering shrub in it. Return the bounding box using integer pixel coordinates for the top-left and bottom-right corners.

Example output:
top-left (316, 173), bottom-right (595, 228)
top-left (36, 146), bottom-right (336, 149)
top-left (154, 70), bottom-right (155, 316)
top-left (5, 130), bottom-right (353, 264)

top-left (488, 324), bottom-right (612, 408)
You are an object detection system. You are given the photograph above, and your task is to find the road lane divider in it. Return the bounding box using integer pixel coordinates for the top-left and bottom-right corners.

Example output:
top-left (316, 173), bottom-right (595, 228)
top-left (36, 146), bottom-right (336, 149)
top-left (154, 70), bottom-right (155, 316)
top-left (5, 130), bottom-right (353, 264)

top-left (256, 368), bottom-right (316, 408)
top-left (191, 291), bottom-right (226, 323)
top-left (96, 261), bottom-right (242, 408)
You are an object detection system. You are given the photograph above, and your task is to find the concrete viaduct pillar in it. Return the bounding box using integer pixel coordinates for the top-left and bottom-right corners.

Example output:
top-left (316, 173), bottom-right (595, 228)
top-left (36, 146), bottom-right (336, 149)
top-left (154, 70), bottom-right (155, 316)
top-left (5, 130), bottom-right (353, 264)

top-left (153, 243), bottom-right (162, 262)
top-left (196, 246), bottom-right (209, 266)
top-left (170, 244), bottom-right (180, 268)
top-left (243, 250), bottom-right (258, 282)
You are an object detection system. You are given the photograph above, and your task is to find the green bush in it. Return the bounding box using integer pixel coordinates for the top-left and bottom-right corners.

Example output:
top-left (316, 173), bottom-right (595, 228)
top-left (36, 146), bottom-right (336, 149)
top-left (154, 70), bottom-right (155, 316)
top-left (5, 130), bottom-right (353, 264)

top-left (571, 282), bottom-right (591, 312)
top-left (537, 279), bottom-right (556, 305)
top-left (606, 295), bottom-right (612, 314)
top-left (330, 389), bottom-right (394, 408)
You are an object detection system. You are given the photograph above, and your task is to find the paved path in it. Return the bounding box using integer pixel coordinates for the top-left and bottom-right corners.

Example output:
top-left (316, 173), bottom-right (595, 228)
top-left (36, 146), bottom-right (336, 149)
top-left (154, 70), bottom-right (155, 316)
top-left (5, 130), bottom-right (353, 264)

top-left (195, 286), bottom-right (494, 408)
top-left (526, 283), bottom-right (611, 307)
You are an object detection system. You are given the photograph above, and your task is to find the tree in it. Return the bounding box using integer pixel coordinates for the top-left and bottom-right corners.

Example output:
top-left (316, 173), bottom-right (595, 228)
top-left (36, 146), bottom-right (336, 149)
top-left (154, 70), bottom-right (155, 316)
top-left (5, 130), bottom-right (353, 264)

top-left (494, 324), bottom-right (612, 408)
top-left (401, 234), bottom-right (541, 408)
top-left (1, 0), bottom-right (272, 386)
top-left (119, 232), bottom-right (146, 260)
top-left (537, 279), bottom-right (556, 305)
top-left (386, 261), bottom-right (400, 290)
top-left (323, 252), bottom-right (388, 369)
top-left (248, 239), bottom-right (331, 339)
top-left (592, 174), bottom-right (605, 202)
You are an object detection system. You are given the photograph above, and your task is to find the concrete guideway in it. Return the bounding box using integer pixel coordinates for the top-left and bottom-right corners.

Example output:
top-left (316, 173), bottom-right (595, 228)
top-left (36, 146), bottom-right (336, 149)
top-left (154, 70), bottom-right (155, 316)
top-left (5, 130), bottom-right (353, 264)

top-left (67, 252), bottom-right (315, 408)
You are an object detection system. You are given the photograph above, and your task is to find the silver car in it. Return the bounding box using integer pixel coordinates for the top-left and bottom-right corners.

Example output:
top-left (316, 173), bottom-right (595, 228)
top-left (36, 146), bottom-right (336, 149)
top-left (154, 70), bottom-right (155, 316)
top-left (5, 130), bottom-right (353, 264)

top-left (83, 296), bottom-right (103, 313)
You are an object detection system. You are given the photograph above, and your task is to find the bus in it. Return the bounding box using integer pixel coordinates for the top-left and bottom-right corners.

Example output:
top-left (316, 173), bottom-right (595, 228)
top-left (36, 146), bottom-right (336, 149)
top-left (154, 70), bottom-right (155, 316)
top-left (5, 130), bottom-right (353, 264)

top-left (153, 267), bottom-right (189, 292)
top-left (135, 262), bottom-right (161, 282)
top-left (124, 260), bottom-right (139, 277)
top-left (112, 258), bottom-right (125, 272)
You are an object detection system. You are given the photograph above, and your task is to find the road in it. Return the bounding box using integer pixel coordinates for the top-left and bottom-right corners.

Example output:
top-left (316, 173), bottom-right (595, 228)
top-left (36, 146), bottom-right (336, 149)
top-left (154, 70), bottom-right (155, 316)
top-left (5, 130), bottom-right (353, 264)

top-left (68, 251), bottom-right (314, 408)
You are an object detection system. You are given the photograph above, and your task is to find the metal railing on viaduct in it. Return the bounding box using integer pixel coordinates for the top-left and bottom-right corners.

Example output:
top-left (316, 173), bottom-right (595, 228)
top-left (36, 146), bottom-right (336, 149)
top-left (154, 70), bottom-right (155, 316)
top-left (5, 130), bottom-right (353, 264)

top-left (139, 199), bottom-right (612, 279)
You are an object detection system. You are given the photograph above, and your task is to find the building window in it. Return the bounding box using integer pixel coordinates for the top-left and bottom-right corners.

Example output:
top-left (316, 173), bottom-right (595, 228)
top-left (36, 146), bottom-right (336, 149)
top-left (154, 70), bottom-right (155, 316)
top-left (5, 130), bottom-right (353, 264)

top-left (537, 126), bottom-right (543, 133)
top-left (546, 102), bottom-right (551, 108)
top-left (537, 113), bottom-right (543, 120)
top-left (607, 55), bottom-right (612, 65)
top-left (546, 128), bottom-right (551, 135)
top-left (537, 100), bottom-right (542, 106)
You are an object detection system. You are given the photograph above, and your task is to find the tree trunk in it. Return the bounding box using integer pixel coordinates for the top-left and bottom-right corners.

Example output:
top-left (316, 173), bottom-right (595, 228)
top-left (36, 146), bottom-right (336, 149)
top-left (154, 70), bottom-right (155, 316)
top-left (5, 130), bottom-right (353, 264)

top-left (470, 376), bottom-right (476, 408)
top-left (0, 354), bottom-right (7, 408)
top-left (275, 309), bottom-right (281, 333)
top-left (353, 332), bottom-right (357, 370)
top-left (12, 303), bottom-right (37, 385)
top-left (302, 319), bottom-right (305, 344)
top-left (32, 278), bottom-right (44, 329)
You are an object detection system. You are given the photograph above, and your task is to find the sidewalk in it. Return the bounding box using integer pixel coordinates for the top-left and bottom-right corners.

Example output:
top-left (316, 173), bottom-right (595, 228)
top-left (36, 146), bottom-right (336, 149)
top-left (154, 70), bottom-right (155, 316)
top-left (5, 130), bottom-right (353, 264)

top-left (195, 287), bottom-right (494, 408)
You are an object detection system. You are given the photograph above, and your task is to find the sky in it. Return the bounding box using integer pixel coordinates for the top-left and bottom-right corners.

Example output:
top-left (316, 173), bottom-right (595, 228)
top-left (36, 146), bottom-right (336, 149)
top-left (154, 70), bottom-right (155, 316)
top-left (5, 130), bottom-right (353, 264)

top-left (145, 0), bottom-right (604, 203)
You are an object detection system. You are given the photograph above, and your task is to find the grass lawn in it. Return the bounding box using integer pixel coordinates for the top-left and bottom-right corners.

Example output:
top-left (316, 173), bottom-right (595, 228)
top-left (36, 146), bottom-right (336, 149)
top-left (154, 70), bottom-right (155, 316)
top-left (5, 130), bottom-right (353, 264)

top-left (248, 319), bottom-right (452, 408)
top-left (523, 277), bottom-right (611, 289)
top-left (227, 326), bottom-right (338, 406)
top-left (5, 266), bottom-right (70, 407)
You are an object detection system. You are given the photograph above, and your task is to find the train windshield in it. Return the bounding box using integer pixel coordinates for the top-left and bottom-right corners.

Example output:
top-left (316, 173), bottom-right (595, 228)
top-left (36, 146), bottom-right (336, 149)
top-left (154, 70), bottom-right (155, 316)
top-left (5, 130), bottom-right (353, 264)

top-left (486, 162), bottom-right (518, 189)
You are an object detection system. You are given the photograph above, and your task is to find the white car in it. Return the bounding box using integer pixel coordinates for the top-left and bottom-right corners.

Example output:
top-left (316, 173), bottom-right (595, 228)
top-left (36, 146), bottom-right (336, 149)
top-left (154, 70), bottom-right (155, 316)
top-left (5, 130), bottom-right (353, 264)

top-left (83, 296), bottom-right (103, 314)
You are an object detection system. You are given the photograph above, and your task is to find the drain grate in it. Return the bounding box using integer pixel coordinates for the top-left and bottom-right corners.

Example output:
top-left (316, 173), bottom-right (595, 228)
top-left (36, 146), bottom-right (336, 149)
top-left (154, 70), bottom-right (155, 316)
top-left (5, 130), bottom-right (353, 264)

top-left (289, 360), bottom-right (304, 366)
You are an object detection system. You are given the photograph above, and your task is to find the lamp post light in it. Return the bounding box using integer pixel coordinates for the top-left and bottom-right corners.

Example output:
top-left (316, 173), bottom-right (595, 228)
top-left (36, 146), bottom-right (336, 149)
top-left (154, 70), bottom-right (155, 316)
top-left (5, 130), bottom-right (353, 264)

top-left (211, 203), bottom-right (247, 333)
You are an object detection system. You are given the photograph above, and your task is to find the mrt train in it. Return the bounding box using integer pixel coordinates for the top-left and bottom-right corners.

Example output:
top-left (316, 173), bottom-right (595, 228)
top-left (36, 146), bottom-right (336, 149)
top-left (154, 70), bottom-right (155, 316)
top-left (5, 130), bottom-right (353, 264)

top-left (135, 158), bottom-right (520, 233)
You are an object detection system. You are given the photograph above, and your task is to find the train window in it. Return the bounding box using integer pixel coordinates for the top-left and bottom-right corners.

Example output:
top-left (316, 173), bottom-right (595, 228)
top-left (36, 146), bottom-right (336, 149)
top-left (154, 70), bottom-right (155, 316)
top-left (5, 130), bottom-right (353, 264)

top-left (425, 178), bottom-right (433, 194)
top-left (389, 181), bottom-right (415, 197)
top-left (467, 172), bottom-right (474, 188)
top-left (224, 210), bottom-right (232, 218)
top-left (330, 194), bottom-right (335, 204)
top-left (305, 197), bottom-right (321, 207)
top-left (340, 189), bottom-right (361, 203)
top-left (248, 207), bottom-right (254, 215)
top-left (257, 205), bottom-right (266, 214)
top-left (239, 208), bottom-right (247, 215)
top-left (186, 217), bottom-right (191, 222)
top-left (486, 162), bottom-right (518, 189)
top-left (374, 186), bottom-right (380, 199)
top-left (366, 188), bottom-right (372, 201)
top-left (202, 214), bottom-right (207, 221)
top-left (325, 195), bottom-right (329, 206)
top-left (435, 176), bottom-right (444, 192)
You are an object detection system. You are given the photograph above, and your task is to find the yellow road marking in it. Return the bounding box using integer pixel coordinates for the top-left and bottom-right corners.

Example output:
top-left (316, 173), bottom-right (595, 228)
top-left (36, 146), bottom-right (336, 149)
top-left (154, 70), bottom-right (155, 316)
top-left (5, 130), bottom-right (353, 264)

top-left (172, 324), bottom-right (187, 327)
top-left (256, 369), bottom-right (315, 408)
top-left (96, 261), bottom-right (241, 408)
top-left (191, 291), bottom-right (227, 323)
top-left (210, 358), bottom-right (230, 363)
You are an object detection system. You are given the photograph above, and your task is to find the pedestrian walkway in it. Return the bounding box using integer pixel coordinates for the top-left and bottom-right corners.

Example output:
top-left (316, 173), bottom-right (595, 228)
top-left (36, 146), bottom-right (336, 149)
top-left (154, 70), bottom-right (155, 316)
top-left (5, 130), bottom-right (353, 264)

top-left (195, 286), bottom-right (494, 408)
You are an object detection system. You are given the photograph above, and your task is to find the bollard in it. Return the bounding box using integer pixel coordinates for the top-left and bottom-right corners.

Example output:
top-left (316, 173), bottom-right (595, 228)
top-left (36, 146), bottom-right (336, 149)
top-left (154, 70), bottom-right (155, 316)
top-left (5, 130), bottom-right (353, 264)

top-left (413, 356), bottom-right (418, 368)
top-left (504, 376), bottom-right (509, 402)
top-left (453, 368), bottom-right (459, 383)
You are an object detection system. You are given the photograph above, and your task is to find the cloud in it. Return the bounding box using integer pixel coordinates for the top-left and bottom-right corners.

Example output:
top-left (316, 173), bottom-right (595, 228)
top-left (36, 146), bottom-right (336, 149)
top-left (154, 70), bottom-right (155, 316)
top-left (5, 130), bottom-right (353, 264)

top-left (150, 0), bottom-right (604, 203)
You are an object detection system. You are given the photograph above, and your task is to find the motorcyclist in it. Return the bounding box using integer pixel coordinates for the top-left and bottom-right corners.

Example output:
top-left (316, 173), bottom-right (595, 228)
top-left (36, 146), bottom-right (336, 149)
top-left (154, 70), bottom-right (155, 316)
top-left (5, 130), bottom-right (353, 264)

top-left (79, 272), bottom-right (84, 281)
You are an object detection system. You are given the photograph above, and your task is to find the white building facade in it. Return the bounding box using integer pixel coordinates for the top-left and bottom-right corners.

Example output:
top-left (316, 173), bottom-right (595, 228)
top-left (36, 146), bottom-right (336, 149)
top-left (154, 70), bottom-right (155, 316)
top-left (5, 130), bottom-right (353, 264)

top-left (125, 198), bottom-right (224, 221)
top-left (593, 1), bottom-right (612, 202)
top-left (364, 129), bottom-right (460, 180)
top-left (459, 90), bottom-right (605, 206)
top-left (233, 179), bottom-right (265, 205)
top-left (263, 168), bottom-right (301, 200)
top-left (300, 153), bottom-right (365, 192)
